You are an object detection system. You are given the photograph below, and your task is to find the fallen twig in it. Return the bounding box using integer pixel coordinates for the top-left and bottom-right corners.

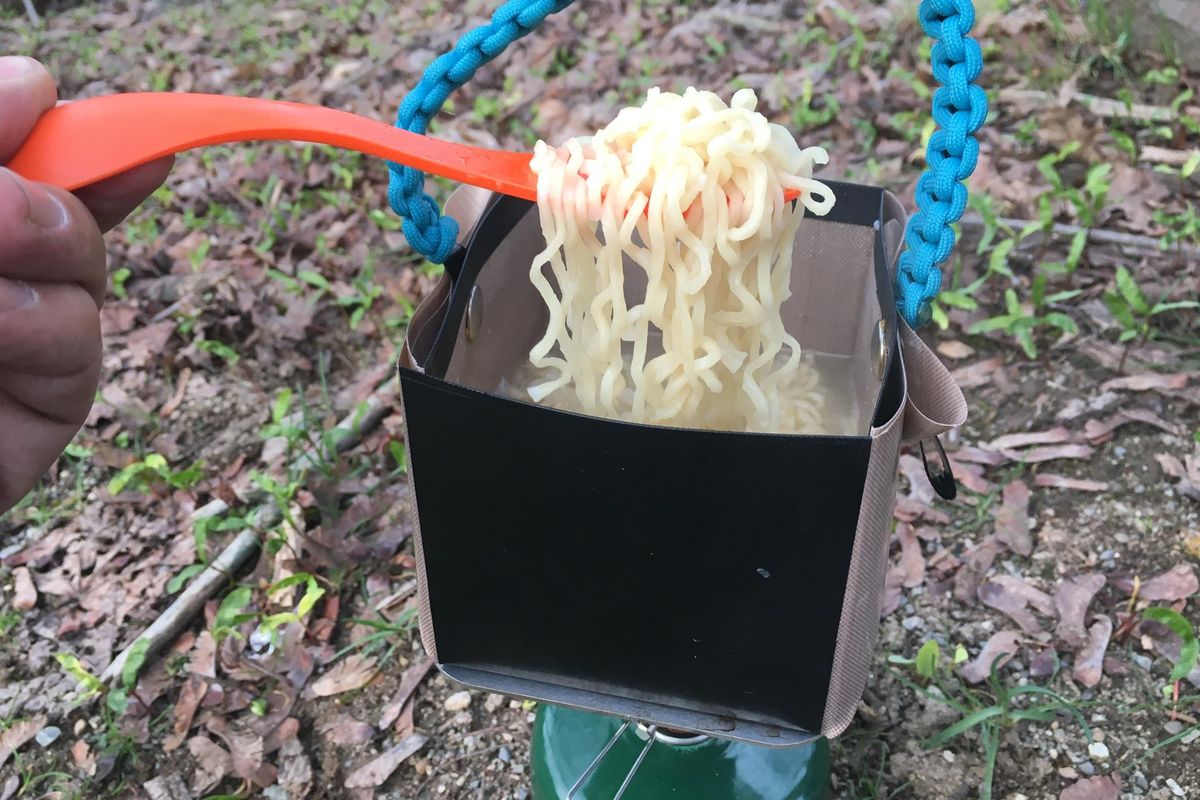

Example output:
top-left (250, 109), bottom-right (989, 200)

top-left (100, 527), bottom-right (259, 685)
top-left (958, 214), bottom-right (1200, 261)
top-left (22, 0), bottom-right (42, 26)
top-left (100, 380), bottom-right (400, 685)
top-left (999, 87), bottom-right (1176, 124)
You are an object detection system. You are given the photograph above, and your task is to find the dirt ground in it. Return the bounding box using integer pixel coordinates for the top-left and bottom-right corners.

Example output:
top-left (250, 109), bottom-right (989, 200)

top-left (1, 0), bottom-right (1198, 798)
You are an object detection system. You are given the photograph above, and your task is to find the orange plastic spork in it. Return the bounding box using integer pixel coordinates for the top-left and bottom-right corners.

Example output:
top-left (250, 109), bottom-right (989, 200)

top-left (8, 92), bottom-right (803, 205)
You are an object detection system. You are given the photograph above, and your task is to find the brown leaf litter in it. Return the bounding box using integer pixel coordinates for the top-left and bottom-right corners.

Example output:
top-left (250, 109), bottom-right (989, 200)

top-left (960, 630), bottom-right (1023, 684)
top-left (1054, 574), bottom-right (1107, 650)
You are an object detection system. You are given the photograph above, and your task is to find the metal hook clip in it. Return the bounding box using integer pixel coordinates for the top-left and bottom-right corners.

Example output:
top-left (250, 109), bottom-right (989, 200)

top-left (919, 435), bottom-right (957, 501)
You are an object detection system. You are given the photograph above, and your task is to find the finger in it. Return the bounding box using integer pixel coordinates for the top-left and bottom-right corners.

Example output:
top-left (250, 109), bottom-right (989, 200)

top-left (0, 167), bottom-right (106, 308)
top-left (0, 280), bottom-right (100, 391)
top-left (0, 281), bottom-right (100, 511)
top-left (73, 154), bottom-right (174, 232)
top-left (0, 56), bottom-right (57, 164)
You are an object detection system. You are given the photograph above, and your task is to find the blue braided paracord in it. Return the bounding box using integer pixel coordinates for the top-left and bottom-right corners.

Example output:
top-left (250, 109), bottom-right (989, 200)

top-left (387, 0), bottom-right (575, 263)
top-left (391, 0), bottom-right (984, 326)
top-left (897, 0), bottom-right (988, 327)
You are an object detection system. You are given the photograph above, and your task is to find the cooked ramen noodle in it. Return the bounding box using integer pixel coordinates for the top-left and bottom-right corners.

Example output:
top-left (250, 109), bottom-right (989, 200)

top-left (507, 87), bottom-right (836, 434)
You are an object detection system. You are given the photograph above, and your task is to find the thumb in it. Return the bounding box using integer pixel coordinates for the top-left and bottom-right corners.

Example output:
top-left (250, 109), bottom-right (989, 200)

top-left (0, 56), bottom-right (57, 164)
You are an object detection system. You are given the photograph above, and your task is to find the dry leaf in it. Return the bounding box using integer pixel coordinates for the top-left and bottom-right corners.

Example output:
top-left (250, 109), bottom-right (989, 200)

top-left (344, 733), bottom-right (430, 789)
top-left (948, 446), bottom-right (1009, 466)
top-left (895, 523), bottom-right (925, 589)
top-left (305, 654), bottom-right (380, 699)
top-left (1055, 574), bottom-right (1107, 650)
top-left (187, 736), bottom-right (232, 794)
top-left (986, 427), bottom-right (1075, 451)
top-left (11, 567), bottom-right (36, 611)
top-left (163, 675), bottom-right (207, 752)
top-left (1002, 444), bottom-right (1095, 464)
top-left (1131, 564), bottom-right (1199, 602)
top-left (0, 716), bottom-right (45, 768)
top-left (263, 717), bottom-right (301, 755)
top-left (1073, 615), bottom-right (1113, 688)
top-left (994, 480), bottom-right (1032, 556)
top-left (188, 630), bottom-right (217, 678)
top-left (1099, 373), bottom-right (1188, 393)
top-left (395, 697), bottom-right (416, 739)
top-left (319, 715), bottom-right (376, 746)
top-left (979, 581), bottom-right (1043, 633)
top-left (880, 564), bottom-right (905, 617)
top-left (991, 575), bottom-right (1057, 616)
top-left (278, 738), bottom-right (314, 799)
top-left (1060, 775), bottom-right (1120, 800)
top-left (1034, 474), bottom-right (1109, 492)
top-left (936, 340), bottom-right (976, 359)
top-left (143, 773), bottom-right (191, 800)
top-left (978, 575), bottom-right (1054, 634)
top-left (206, 720), bottom-right (274, 786)
top-left (949, 458), bottom-right (993, 494)
top-left (1084, 408), bottom-right (1182, 444)
top-left (378, 656), bottom-right (434, 729)
top-left (71, 738), bottom-right (95, 776)
top-left (960, 630), bottom-right (1022, 683)
top-left (954, 537), bottom-right (1001, 604)
top-left (952, 357), bottom-right (1005, 389)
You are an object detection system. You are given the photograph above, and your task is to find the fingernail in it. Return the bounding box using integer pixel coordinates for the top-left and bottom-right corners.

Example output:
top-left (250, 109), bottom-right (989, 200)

top-left (0, 277), bottom-right (38, 313)
top-left (22, 180), bottom-right (69, 229)
top-left (0, 168), bottom-right (69, 229)
top-left (0, 55), bottom-right (36, 81)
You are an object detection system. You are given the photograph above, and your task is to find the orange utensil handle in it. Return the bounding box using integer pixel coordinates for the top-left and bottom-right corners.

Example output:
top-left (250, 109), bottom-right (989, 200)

top-left (6, 92), bottom-right (539, 201)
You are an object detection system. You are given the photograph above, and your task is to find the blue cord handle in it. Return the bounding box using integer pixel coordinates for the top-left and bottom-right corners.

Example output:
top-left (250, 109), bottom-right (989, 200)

top-left (898, 0), bottom-right (988, 326)
top-left (386, 0), bottom-right (575, 264)
top-left (389, 0), bottom-right (986, 327)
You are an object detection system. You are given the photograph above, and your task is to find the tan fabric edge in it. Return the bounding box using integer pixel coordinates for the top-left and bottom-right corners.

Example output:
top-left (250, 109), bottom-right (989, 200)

top-left (820, 345), bottom-right (908, 737)
top-left (443, 184), bottom-right (494, 245)
top-left (398, 348), bottom-right (439, 665)
top-left (898, 320), bottom-right (968, 445)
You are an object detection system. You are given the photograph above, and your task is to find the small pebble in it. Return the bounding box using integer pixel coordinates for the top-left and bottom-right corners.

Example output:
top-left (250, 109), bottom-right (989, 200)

top-left (1114, 446), bottom-right (1127, 457)
top-left (902, 616), bottom-right (923, 631)
top-left (1166, 778), bottom-right (1185, 797)
top-left (499, 746), bottom-right (511, 763)
top-left (1134, 772), bottom-right (1149, 791)
top-left (942, 750), bottom-right (955, 763)
top-left (35, 726), bottom-right (61, 747)
top-left (1164, 721), bottom-right (1184, 735)
top-left (73, 720), bottom-right (86, 736)
top-left (1079, 762), bottom-right (1096, 776)
top-left (1133, 654), bottom-right (1153, 670)
top-left (485, 693), bottom-right (505, 712)
top-left (515, 789), bottom-right (530, 800)
top-left (1093, 730), bottom-right (1105, 742)
top-left (1058, 768), bottom-right (1079, 779)
top-left (444, 691), bottom-right (472, 712)
top-left (1180, 729), bottom-right (1200, 745)
top-left (1099, 550), bottom-right (1115, 560)
top-left (1087, 742), bottom-right (1109, 760)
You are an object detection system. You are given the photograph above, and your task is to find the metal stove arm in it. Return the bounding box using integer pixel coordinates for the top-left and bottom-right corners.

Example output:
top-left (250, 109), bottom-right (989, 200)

top-left (565, 720), bottom-right (658, 800)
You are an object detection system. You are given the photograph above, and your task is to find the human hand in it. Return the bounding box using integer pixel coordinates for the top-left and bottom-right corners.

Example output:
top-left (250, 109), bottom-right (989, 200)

top-left (0, 55), bottom-right (173, 513)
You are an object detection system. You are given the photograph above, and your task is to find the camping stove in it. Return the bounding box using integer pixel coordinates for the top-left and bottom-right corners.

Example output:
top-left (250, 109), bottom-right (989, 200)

top-left (530, 705), bottom-right (828, 799)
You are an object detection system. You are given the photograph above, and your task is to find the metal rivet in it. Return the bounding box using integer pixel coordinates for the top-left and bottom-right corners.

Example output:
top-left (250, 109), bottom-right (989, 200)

top-left (466, 284), bottom-right (483, 341)
top-left (873, 319), bottom-right (888, 381)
